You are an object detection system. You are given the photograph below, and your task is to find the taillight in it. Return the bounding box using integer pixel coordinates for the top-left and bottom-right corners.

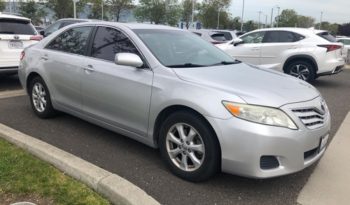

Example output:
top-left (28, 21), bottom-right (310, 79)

top-left (20, 51), bottom-right (25, 61)
top-left (318, 45), bottom-right (342, 52)
top-left (30, 35), bottom-right (43, 41)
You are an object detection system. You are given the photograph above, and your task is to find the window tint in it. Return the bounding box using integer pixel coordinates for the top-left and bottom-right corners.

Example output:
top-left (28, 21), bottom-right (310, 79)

top-left (263, 31), bottom-right (304, 43)
top-left (0, 19), bottom-right (36, 35)
top-left (91, 27), bottom-right (139, 61)
top-left (317, 32), bottom-right (336, 42)
top-left (211, 33), bottom-right (226, 41)
top-left (44, 22), bottom-right (62, 35)
top-left (338, 39), bottom-right (350, 45)
top-left (46, 26), bottom-right (92, 55)
top-left (241, 32), bottom-right (265, 44)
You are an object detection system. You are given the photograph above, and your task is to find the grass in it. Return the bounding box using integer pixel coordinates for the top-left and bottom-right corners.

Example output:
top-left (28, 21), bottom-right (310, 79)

top-left (0, 138), bottom-right (111, 205)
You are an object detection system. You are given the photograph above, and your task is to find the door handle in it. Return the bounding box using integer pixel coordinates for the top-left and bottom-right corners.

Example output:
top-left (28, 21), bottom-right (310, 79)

top-left (84, 65), bottom-right (95, 73)
top-left (41, 54), bottom-right (49, 61)
top-left (252, 47), bottom-right (260, 51)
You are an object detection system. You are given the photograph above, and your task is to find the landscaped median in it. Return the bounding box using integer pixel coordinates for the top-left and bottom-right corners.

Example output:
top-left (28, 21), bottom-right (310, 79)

top-left (0, 138), bottom-right (110, 205)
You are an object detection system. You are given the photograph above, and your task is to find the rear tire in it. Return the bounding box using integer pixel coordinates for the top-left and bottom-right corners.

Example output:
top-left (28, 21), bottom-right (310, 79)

top-left (159, 111), bottom-right (220, 182)
top-left (29, 76), bottom-right (57, 118)
top-left (285, 60), bottom-right (316, 83)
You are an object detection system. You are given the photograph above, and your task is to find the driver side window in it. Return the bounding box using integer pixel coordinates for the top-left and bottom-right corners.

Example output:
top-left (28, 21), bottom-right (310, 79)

top-left (241, 32), bottom-right (265, 44)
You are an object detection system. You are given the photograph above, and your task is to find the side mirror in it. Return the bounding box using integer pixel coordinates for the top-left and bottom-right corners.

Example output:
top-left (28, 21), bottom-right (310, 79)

top-left (115, 53), bottom-right (144, 68)
top-left (39, 30), bottom-right (45, 36)
top-left (232, 38), bottom-right (244, 46)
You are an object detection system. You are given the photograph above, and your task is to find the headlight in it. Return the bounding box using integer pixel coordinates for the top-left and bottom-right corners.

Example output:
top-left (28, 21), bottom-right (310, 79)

top-left (223, 101), bottom-right (298, 129)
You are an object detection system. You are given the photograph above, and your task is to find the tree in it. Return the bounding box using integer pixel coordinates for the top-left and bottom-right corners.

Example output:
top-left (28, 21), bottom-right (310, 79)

top-left (339, 23), bottom-right (350, 36)
top-left (181, 0), bottom-right (193, 29)
top-left (297, 15), bottom-right (315, 28)
top-left (197, 0), bottom-right (231, 29)
top-left (134, 0), bottom-right (166, 24)
top-left (19, 0), bottom-right (47, 25)
top-left (107, 0), bottom-right (134, 22)
top-left (315, 21), bottom-right (339, 35)
top-left (244, 20), bottom-right (258, 31)
top-left (0, 0), bottom-right (5, 12)
top-left (80, 0), bottom-right (105, 20)
top-left (46, 0), bottom-right (85, 19)
top-left (276, 9), bottom-right (298, 27)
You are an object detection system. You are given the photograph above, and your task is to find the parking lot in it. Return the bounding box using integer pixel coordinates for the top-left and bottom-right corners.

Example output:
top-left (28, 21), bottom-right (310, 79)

top-left (0, 70), bottom-right (349, 205)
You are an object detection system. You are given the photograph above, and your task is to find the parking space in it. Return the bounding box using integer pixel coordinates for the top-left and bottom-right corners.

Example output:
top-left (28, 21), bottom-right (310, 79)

top-left (0, 75), bottom-right (22, 92)
top-left (0, 70), bottom-right (349, 205)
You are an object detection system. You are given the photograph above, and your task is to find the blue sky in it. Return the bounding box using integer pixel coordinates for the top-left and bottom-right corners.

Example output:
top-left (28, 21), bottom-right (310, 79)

top-left (229, 0), bottom-right (350, 24)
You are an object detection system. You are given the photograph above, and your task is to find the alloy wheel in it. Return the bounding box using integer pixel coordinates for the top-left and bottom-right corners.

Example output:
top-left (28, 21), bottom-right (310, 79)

top-left (289, 64), bottom-right (311, 81)
top-left (32, 82), bottom-right (47, 113)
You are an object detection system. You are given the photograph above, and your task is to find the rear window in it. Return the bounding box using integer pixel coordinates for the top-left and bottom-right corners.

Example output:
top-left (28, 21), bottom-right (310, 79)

top-left (0, 19), bottom-right (36, 35)
top-left (317, 32), bottom-right (336, 42)
top-left (211, 33), bottom-right (226, 41)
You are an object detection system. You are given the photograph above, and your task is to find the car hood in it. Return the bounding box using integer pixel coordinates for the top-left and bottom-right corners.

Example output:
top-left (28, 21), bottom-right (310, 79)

top-left (172, 63), bottom-right (320, 108)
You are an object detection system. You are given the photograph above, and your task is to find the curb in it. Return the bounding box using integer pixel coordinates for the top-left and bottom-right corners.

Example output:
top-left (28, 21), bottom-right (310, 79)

top-left (0, 89), bottom-right (26, 99)
top-left (0, 124), bottom-right (160, 205)
top-left (297, 112), bottom-right (350, 205)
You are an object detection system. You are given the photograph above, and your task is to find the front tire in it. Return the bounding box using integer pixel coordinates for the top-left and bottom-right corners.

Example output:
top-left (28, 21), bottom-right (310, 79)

top-left (285, 60), bottom-right (316, 83)
top-left (159, 111), bottom-right (220, 182)
top-left (29, 76), bottom-right (57, 118)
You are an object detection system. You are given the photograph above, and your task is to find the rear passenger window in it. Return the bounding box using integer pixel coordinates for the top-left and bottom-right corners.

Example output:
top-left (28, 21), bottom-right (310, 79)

top-left (46, 26), bottom-right (93, 55)
top-left (91, 27), bottom-right (140, 62)
top-left (263, 31), bottom-right (304, 43)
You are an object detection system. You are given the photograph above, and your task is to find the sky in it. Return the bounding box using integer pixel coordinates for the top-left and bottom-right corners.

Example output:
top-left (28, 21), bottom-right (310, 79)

top-left (229, 0), bottom-right (350, 24)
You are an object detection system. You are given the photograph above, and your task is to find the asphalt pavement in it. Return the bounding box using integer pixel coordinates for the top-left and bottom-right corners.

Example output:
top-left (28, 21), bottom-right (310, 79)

top-left (0, 71), bottom-right (349, 205)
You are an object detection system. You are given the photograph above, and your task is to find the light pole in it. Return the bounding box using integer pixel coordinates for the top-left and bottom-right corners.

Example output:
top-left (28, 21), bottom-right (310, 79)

top-left (270, 8), bottom-right (274, 27)
top-left (319, 11), bottom-right (323, 30)
top-left (276, 6), bottom-right (280, 27)
top-left (101, 0), bottom-right (104, 20)
top-left (240, 0), bottom-right (245, 31)
top-left (73, 0), bottom-right (80, 19)
top-left (258, 11), bottom-right (262, 29)
top-left (217, 7), bottom-right (220, 29)
top-left (191, 0), bottom-right (195, 28)
top-left (265, 14), bottom-right (268, 28)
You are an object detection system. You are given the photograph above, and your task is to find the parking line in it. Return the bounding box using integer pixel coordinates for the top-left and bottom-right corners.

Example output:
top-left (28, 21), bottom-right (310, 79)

top-left (0, 89), bottom-right (26, 99)
top-left (297, 112), bottom-right (350, 205)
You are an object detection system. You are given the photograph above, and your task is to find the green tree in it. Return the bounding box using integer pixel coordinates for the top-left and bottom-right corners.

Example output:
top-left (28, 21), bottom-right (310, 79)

top-left (165, 0), bottom-right (181, 26)
top-left (244, 20), bottom-right (258, 31)
top-left (0, 0), bottom-right (5, 12)
top-left (315, 21), bottom-right (339, 35)
top-left (297, 15), bottom-right (315, 28)
top-left (107, 0), bottom-right (134, 22)
top-left (276, 9), bottom-right (298, 27)
top-left (181, 0), bottom-right (193, 28)
top-left (81, 0), bottom-right (105, 20)
top-left (197, 0), bottom-right (230, 29)
top-left (46, 0), bottom-right (85, 19)
top-left (134, 0), bottom-right (165, 24)
top-left (19, 0), bottom-right (47, 25)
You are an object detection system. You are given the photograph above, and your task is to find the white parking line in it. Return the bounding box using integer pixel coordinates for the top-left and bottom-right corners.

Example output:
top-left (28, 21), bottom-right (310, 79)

top-left (297, 112), bottom-right (350, 205)
top-left (0, 89), bottom-right (26, 99)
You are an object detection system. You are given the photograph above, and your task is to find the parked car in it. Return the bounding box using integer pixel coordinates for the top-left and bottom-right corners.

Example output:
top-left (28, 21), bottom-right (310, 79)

top-left (34, 26), bottom-right (44, 33)
top-left (217, 28), bottom-right (345, 82)
top-left (336, 37), bottom-right (350, 61)
top-left (19, 22), bottom-right (330, 181)
top-left (0, 13), bottom-right (42, 75)
top-left (40, 18), bottom-right (96, 37)
top-left (190, 29), bottom-right (237, 44)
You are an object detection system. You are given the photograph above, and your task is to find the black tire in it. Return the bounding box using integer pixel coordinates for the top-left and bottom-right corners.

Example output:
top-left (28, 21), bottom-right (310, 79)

top-left (159, 111), bottom-right (220, 182)
top-left (285, 60), bottom-right (316, 83)
top-left (29, 76), bottom-right (57, 118)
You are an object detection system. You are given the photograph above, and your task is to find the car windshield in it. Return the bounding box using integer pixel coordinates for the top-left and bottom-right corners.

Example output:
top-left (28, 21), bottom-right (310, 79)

top-left (133, 29), bottom-right (237, 68)
top-left (0, 19), bottom-right (36, 35)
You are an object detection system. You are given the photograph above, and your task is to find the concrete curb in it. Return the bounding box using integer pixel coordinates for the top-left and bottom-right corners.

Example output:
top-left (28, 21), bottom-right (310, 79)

top-left (0, 124), bottom-right (160, 205)
top-left (0, 89), bottom-right (25, 99)
top-left (297, 112), bottom-right (350, 205)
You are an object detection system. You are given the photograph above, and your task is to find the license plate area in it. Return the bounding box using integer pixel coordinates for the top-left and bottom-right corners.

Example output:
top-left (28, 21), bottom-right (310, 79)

top-left (8, 40), bottom-right (23, 49)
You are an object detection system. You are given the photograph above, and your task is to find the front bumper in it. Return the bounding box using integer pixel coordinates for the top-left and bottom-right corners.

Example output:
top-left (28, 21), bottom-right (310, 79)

top-left (207, 97), bottom-right (331, 178)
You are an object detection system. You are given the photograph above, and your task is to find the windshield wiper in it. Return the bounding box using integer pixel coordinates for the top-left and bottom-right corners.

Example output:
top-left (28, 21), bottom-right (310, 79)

top-left (211, 60), bottom-right (241, 66)
top-left (167, 63), bottom-right (207, 68)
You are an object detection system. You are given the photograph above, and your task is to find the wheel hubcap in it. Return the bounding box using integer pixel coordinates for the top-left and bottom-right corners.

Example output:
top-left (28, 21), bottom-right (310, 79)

top-left (166, 123), bottom-right (205, 172)
top-left (289, 64), bottom-right (310, 80)
top-left (32, 83), bottom-right (47, 113)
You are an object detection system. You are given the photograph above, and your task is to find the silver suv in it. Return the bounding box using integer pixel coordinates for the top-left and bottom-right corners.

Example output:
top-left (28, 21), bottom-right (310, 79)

top-left (18, 22), bottom-right (331, 181)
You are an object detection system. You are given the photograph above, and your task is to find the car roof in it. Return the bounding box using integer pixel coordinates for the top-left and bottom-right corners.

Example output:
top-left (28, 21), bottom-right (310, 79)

top-left (74, 21), bottom-right (182, 31)
top-left (0, 12), bottom-right (31, 22)
top-left (249, 27), bottom-right (328, 35)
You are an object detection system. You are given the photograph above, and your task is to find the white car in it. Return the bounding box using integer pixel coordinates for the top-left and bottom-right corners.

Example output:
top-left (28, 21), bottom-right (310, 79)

top-left (0, 13), bottom-right (42, 75)
top-left (336, 37), bottom-right (350, 62)
top-left (217, 28), bottom-right (345, 82)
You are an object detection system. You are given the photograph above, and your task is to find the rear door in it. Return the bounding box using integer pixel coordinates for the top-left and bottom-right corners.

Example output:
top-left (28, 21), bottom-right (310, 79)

top-left (226, 31), bottom-right (265, 65)
top-left (0, 18), bottom-right (37, 68)
top-left (260, 31), bottom-right (303, 70)
top-left (43, 26), bottom-right (93, 111)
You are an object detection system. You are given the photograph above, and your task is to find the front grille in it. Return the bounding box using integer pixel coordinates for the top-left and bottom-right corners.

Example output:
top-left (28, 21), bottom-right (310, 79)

top-left (292, 107), bottom-right (326, 129)
top-left (260, 156), bottom-right (280, 170)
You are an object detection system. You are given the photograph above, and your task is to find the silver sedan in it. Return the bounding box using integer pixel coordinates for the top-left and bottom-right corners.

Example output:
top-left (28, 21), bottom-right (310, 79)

top-left (18, 22), bottom-right (331, 181)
